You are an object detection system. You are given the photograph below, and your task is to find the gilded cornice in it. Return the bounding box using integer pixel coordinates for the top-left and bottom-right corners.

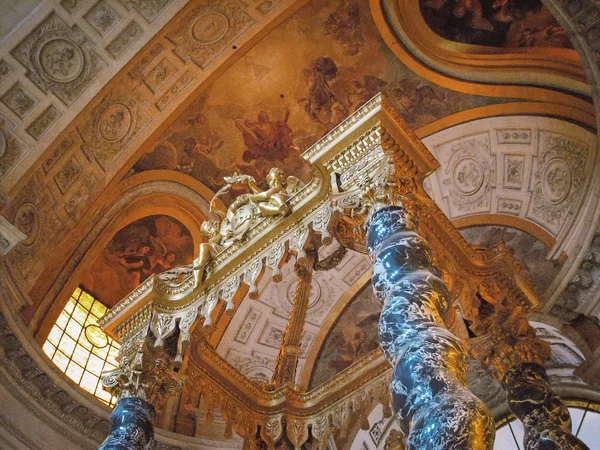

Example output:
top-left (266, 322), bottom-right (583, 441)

top-left (184, 337), bottom-right (393, 445)
top-left (387, 0), bottom-right (586, 91)
top-left (101, 94), bottom-right (541, 356)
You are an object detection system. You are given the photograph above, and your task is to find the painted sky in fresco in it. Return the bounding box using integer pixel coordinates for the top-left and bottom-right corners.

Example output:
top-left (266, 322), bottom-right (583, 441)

top-left (129, 0), bottom-right (501, 193)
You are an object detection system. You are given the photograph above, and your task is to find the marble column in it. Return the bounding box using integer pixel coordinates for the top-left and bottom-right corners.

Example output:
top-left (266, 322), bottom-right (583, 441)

top-left (504, 363), bottom-right (590, 450)
top-left (99, 336), bottom-right (182, 450)
top-left (99, 396), bottom-right (156, 450)
top-left (366, 206), bottom-right (494, 450)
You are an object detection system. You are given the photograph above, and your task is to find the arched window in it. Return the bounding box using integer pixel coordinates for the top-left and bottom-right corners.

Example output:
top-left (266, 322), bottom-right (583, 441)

top-left (42, 287), bottom-right (120, 405)
top-left (495, 401), bottom-right (600, 449)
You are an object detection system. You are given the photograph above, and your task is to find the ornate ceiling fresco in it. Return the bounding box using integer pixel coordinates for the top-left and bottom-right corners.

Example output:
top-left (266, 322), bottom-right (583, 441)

top-left (0, 0), bottom-right (600, 448)
top-left (129, 0), bottom-right (503, 193)
top-left (420, 0), bottom-right (572, 48)
top-left (79, 214), bottom-right (194, 307)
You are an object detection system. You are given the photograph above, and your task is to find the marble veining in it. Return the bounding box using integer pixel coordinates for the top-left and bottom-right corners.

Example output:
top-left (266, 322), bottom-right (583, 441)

top-left (366, 206), bottom-right (494, 449)
top-left (99, 396), bottom-right (156, 450)
top-left (504, 363), bottom-right (590, 450)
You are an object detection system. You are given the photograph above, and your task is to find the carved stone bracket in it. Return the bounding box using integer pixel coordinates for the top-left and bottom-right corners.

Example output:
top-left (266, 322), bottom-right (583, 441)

top-left (0, 215), bottom-right (27, 256)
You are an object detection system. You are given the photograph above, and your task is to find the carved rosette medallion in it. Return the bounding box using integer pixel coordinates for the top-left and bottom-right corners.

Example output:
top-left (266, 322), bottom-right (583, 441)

top-left (528, 131), bottom-right (591, 236)
top-left (285, 277), bottom-right (320, 308)
top-left (98, 103), bottom-right (132, 142)
top-left (11, 12), bottom-right (107, 106)
top-left (541, 158), bottom-right (571, 204)
top-left (437, 134), bottom-right (495, 216)
top-left (78, 87), bottom-right (150, 170)
top-left (38, 38), bottom-right (85, 83)
top-left (452, 156), bottom-right (484, 195)
top-left (166, 0), bottom-right (255, 69)
top-left (192, 13), bottom-right (230, 44)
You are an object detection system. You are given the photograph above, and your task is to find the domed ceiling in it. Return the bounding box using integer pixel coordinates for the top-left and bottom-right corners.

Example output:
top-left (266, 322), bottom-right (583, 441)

top-left (0, 0), bottom-right (599, 447)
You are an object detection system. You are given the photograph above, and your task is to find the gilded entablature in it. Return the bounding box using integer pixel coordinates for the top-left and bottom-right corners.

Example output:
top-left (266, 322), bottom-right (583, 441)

top-left (100, 95), bottom-right (540, 368)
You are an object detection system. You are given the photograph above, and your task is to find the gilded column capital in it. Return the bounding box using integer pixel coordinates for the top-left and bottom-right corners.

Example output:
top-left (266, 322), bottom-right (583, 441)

top-left (466, 307), bottom-right (551, 382)
top-left (101, 332), bottom-right (183, 409)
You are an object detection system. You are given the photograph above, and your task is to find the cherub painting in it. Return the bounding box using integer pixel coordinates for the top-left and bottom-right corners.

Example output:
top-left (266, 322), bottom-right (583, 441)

top-left (80, 215), bottom-right (194, 306)
top-left (300, 57), bottom-right (388, 132)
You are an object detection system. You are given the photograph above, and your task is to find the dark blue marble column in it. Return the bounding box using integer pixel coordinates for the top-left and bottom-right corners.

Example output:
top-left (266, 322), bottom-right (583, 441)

top-left (366, 206), bottom-right (494, 450)
top-left (99, 396), bottom-right (156, 450)
top-left (504, 363), bottom-right (590, 450)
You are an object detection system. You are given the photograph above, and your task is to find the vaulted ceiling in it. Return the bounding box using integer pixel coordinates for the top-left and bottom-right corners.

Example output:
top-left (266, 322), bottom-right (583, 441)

top-left (1, 0), bottom-right (600, 448)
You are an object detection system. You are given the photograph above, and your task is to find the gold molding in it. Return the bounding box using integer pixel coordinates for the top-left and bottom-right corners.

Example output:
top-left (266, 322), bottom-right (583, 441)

top-left (393, 0), bottom-right (586, 88)
top-left (414, 102), bottom-right (597, 140)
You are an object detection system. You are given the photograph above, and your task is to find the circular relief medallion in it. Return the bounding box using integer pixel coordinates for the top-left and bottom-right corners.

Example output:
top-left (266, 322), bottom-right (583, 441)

top-left (286, 278), bottom-right (321, 309)
top-left (84, 324), bottom-right (109, 348)
top-left (98, 104), bottom-right (132, 142)
top-left (39, 38), bottom-right (84, 83)
top-left (542, 158), bottom-right (571, 204)
top-left (14, 203), bottom-right (39, 246)
top-left (452, 157), bottom-right (484, 196)
top-left (192, 13), bottom-right (229, 44)
top-left (0, 131), bottom-right (6, 159)
top-left (229, 203), bottom-right (255, 237)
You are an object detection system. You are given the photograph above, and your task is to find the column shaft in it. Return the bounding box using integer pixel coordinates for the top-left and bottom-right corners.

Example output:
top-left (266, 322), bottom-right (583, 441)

top-left (504, 363), bottom-right (589, 450)
top-left (271, 249), bottom-right (315, 387)
top-left (99, 396), bottom-right (156, 450)
top-left (366, 206), bottom-right (494, 450)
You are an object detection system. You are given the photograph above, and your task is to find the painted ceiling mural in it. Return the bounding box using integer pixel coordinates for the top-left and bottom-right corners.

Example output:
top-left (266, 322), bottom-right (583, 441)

top-left (129, 0), bottom-right (500, 193)
top-left (310, 283), bottom-right (382, 389)
top-left (419, 0), bottom-right (573, 48)
top-left (80, 215), bottom-right (194, 307)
